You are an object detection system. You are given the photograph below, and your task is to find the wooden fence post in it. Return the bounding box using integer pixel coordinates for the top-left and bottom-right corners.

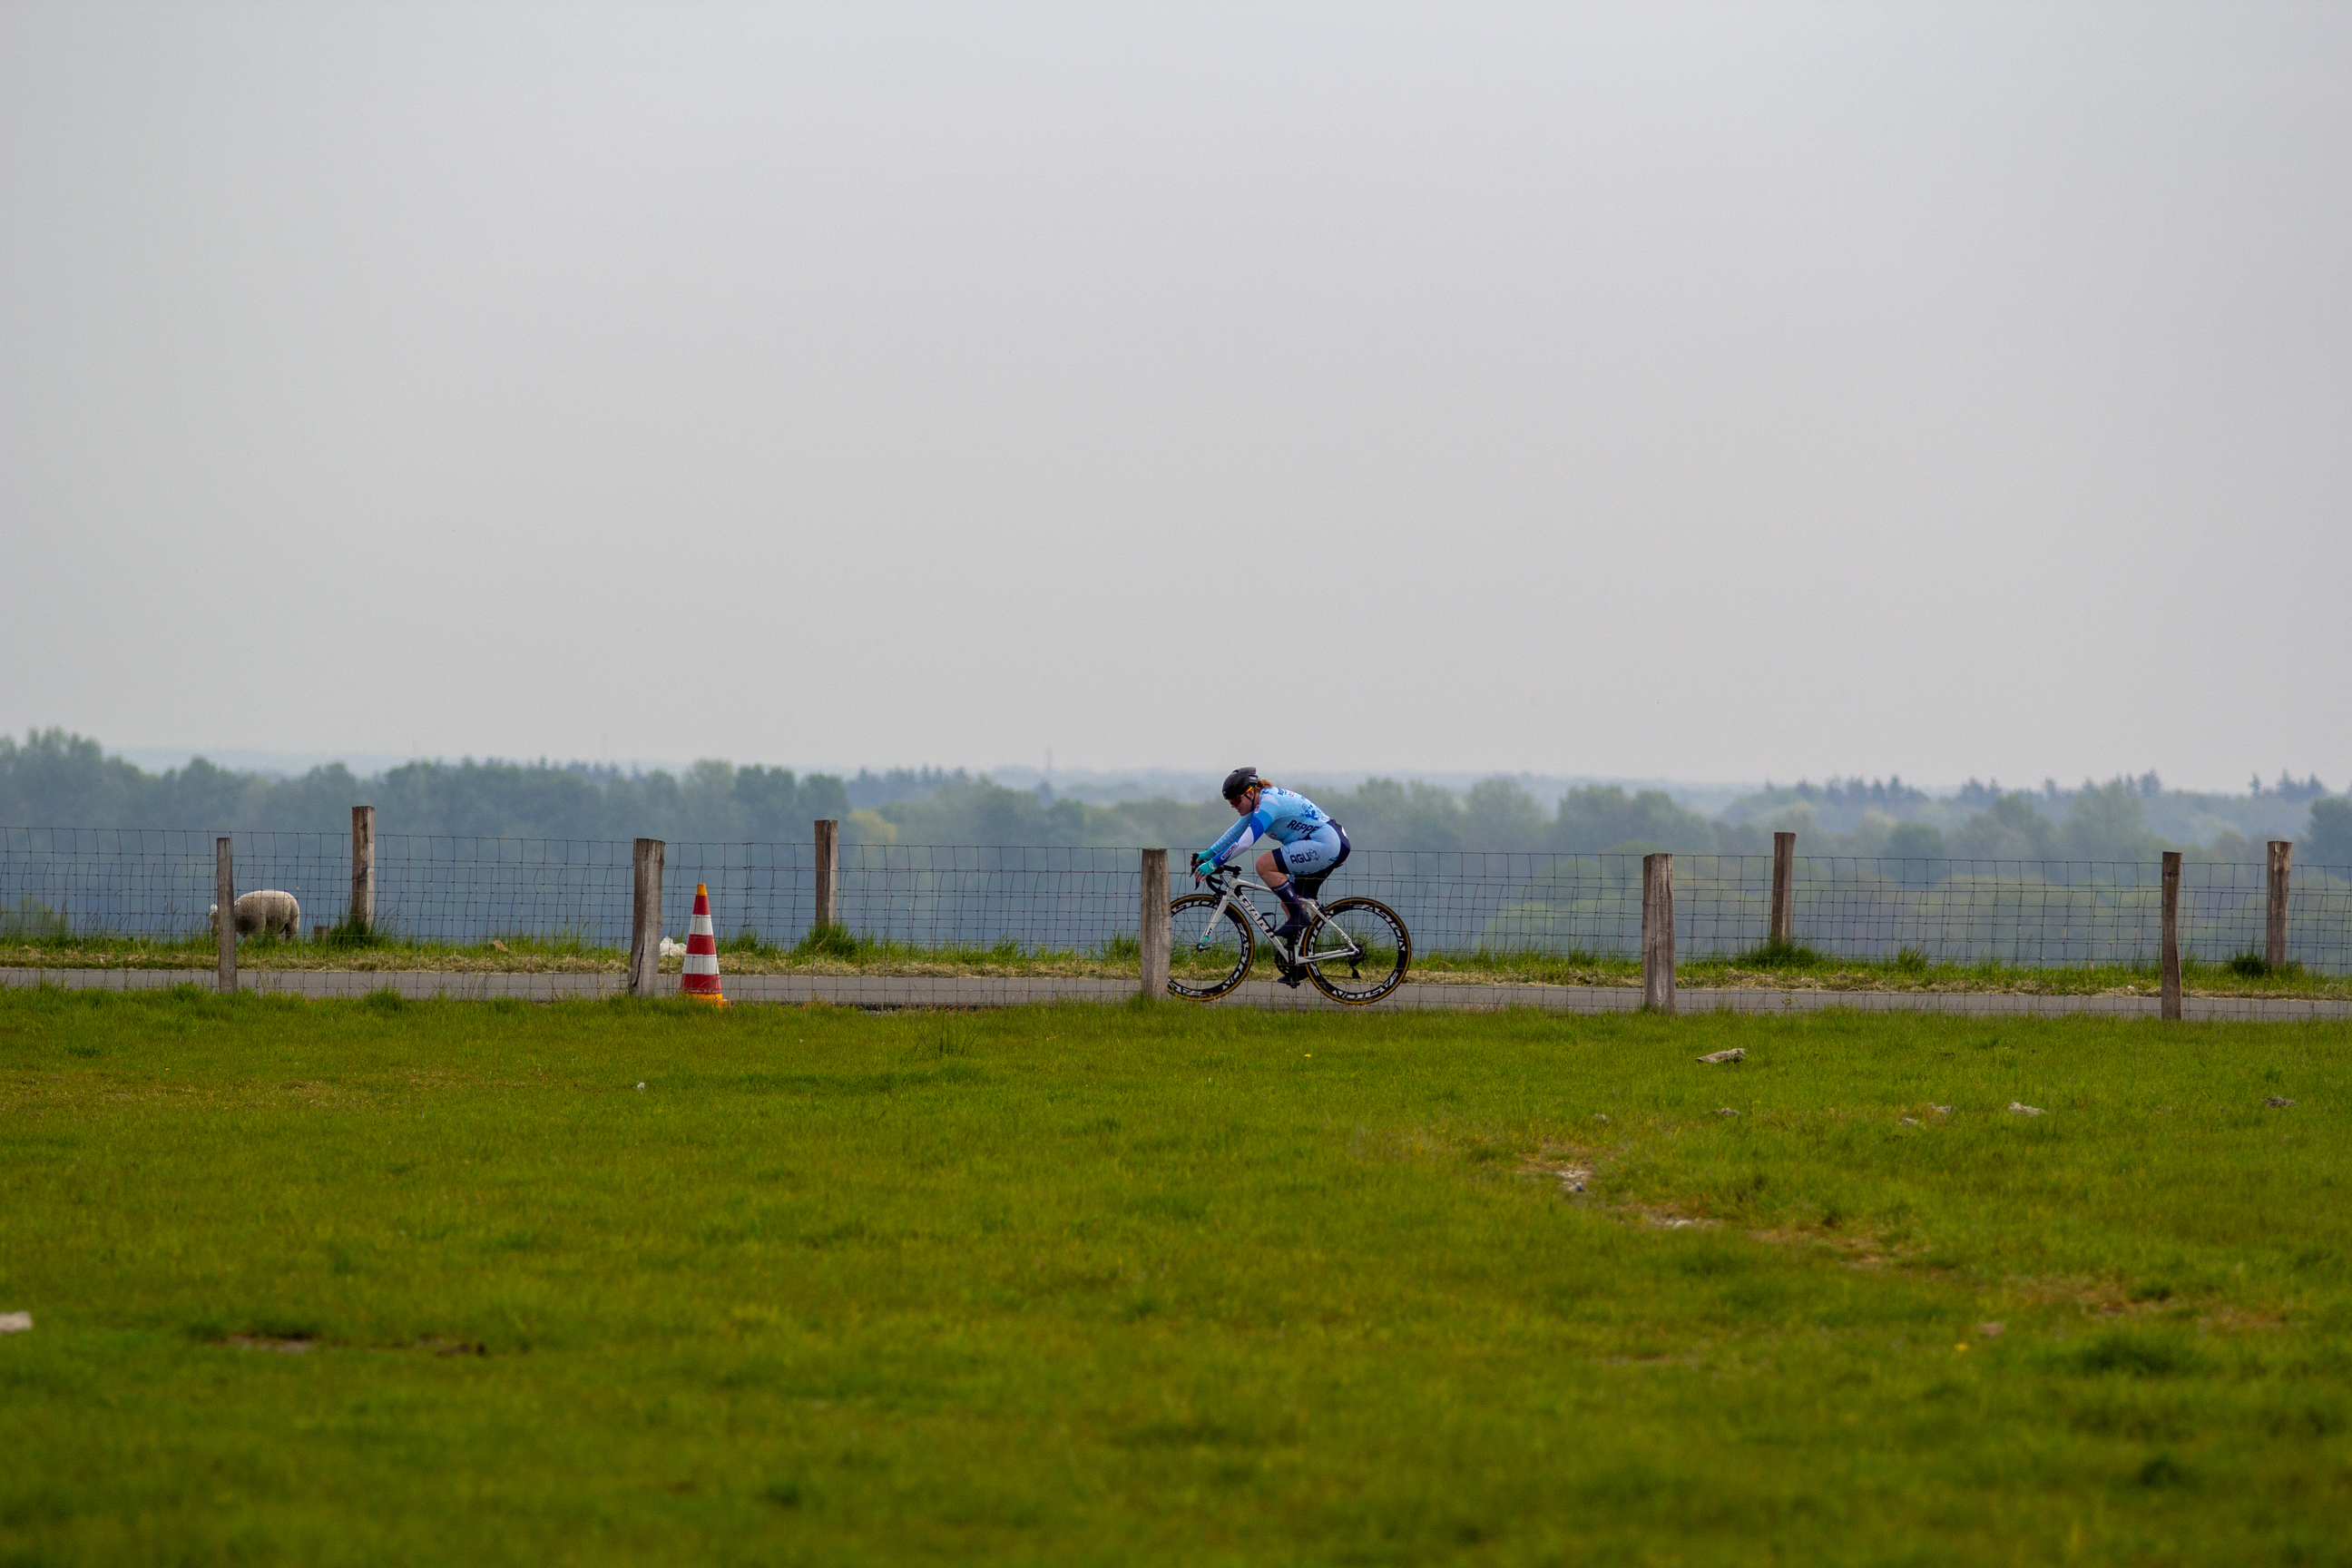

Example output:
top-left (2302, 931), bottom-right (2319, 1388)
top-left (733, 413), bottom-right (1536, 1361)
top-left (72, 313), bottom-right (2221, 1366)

top-left (1642, 852), bottom-right (1676, 1014)
top-left (349, 804), bottom-right (375, 931)
top-left (629, 838), bottom-right (664, 997)
top-left (2267, 839), bottom-right (2292, 971)
top-left (1769, 831), bottom-right (1796, 948)
top-left (811, 819), bottom-right (840, 933)
top-left (1139, 848), bottom-right (1170, 998)
top-left (2160, 850), bottom-right (2182, 1021)
top-left (216, 836), bottom-right (236, 995)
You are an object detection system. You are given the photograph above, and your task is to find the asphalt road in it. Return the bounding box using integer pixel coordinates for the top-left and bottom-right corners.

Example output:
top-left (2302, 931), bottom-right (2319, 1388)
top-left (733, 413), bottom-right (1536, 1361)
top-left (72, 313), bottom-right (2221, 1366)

top-left (6, 967), bottom-right (2348, 1020)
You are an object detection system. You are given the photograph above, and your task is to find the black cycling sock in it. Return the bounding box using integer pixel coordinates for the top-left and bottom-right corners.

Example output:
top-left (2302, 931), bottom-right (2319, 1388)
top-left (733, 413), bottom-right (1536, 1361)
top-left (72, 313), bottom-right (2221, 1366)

top-left (1273, 878), bottom-right (1307, 921)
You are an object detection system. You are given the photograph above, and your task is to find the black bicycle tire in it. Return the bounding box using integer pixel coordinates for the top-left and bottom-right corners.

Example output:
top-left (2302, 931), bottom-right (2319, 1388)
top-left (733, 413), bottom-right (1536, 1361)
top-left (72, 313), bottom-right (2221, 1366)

top-left (1302, 896), bottom-right (1412, 1005)
top-left (1165, 892), bottom-right (1257, 1001)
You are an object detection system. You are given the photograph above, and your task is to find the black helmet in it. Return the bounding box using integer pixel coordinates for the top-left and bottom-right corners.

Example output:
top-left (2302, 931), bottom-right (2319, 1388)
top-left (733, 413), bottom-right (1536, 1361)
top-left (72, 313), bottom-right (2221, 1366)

top-left (1220, 767), bottom-right (1262, 802)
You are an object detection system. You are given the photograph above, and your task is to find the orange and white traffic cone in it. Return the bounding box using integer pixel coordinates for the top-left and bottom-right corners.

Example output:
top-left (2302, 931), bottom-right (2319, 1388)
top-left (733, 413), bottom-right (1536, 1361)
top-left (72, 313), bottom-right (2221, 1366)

top-left (680, 883), bottom-right (728, 1005)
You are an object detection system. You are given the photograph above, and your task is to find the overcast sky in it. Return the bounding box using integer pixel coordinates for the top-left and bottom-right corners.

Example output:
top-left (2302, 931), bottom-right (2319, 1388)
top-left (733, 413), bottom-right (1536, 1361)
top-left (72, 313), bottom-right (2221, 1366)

top-left (3, 1), bottom-right (2345, 791)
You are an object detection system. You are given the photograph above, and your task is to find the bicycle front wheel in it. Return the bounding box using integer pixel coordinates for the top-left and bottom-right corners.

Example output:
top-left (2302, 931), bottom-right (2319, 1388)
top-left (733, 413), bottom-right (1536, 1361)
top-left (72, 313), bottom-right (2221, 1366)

top-left (1166, 893), bottom-right (1256, 1000)
top-left (1301, 897), bottom-right (1411, 1004)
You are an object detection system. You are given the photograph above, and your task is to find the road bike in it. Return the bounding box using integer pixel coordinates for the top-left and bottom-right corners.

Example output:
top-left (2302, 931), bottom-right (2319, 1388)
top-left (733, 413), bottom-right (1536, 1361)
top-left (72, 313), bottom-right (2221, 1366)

top-left (1167, 863), bottom-right (1411, 1004)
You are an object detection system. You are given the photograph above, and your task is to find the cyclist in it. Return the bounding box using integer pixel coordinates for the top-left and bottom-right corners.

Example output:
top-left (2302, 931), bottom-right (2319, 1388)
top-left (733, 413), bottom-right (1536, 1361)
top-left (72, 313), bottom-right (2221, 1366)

top-left (1191, 768), bottom-right (1350, 944)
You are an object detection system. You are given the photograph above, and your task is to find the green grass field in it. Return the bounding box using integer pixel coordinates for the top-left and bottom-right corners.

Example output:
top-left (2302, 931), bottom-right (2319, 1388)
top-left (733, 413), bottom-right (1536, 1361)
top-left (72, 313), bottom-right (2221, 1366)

top-left (2, 990), bottom-right (2347, 1564)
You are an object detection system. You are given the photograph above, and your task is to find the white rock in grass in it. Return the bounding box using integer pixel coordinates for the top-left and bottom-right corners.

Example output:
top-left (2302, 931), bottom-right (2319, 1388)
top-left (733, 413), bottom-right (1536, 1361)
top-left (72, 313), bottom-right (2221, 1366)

top-left (659, 937), bottom-right (687, 958)
top-left (1696, 1048), bottom-right (1746, 1065)
top-left (0, 1312), bottom-right (30, 1333)
top-left (2008, 1102), bottom-right (2044, 1116)
top-left (1714, 1108), bottom-right (1740, 1117)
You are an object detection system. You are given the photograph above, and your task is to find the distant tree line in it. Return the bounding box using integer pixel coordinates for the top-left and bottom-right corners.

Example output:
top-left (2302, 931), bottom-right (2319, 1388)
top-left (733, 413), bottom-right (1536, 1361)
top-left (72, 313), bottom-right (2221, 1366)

top-left (5, 730), bottom-right (2348, 865)
top-left (0, 730), bottom-right (847, 842)
top-left (846, 767), bottom-right (971, 810)
top-left (853, 776), bottom-right (1754, 858)
top-left (1951, 770), bottom-right (2328, 810)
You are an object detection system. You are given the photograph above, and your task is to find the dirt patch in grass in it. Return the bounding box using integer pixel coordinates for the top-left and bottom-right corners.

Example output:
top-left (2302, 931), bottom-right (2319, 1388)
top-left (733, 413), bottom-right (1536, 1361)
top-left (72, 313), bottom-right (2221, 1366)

top-left (1997, 1274), bottom-right (2170, 1318)
top-left (1517, 1146), bottom-right (1597, 1184)
top-left (1981, 1276), bottom-right (2293, 1335)
top-left (1737, 1221), bottom-right (1902, 1266)
top-left (410, 1337), bottom-right (487, 1357)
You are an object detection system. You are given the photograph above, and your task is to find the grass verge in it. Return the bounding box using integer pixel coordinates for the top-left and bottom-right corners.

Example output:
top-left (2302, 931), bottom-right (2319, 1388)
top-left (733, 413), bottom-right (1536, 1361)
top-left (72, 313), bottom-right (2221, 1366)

top-left (0, 991), bottom-right (2347, 1563)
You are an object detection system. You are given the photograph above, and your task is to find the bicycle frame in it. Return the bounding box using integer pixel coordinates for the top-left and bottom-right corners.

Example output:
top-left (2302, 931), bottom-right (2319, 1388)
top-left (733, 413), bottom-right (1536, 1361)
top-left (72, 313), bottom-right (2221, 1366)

top-left (1189, 866), bottom-right (1364, 966)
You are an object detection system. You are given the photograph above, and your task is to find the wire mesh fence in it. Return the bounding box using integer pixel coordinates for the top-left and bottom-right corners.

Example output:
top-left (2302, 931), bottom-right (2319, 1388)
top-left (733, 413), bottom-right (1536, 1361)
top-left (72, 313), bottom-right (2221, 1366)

top-left (4, 828), bottom-right (2349, 974)
top-left (1258, 851), bottom-right (2352, 970)
top-left (0, 829), bottom-right (641, 945)
top-left (0, 833), bottom-right (1149, 956)
top-left (1725, 856), bottom-right (2352, 969)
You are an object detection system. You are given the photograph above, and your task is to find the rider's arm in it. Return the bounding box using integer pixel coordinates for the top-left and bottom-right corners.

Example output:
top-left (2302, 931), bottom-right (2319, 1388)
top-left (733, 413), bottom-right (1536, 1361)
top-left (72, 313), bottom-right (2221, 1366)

top-left (1201, 808), bottom-right (1272, 869)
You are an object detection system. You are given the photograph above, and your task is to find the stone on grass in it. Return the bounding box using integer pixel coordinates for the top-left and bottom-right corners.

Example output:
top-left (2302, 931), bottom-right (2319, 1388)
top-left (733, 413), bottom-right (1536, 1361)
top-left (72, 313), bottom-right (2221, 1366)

top-left (1977, 1321), bottom-right (2005, 1338)
top-left (2008, 1102), bottom-right (2044, 1116)
top-left (0, 1313), bottom-right (33, 1333)
top-left (1696, 1048), bottom-right (1746, 1065)
top-left (1714, 1108), bottom-right (1740, 1117)
top-left (2265, 1096), bottom-right (2297, 1109)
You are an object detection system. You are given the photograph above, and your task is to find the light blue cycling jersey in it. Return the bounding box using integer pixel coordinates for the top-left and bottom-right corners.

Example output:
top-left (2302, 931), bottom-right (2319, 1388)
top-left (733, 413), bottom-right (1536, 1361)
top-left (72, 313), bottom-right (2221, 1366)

top-left (1200, 785), bottom-right (1335, 870)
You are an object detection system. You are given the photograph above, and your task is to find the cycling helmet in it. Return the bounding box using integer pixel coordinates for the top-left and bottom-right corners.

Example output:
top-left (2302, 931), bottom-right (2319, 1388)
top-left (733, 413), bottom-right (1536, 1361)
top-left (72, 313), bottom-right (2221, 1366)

top-left (1220, 767), bottom-right (1262, 803)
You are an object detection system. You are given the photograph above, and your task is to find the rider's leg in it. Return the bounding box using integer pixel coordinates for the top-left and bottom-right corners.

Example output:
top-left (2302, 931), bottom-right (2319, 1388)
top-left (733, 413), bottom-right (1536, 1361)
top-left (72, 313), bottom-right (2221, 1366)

top-left (1259, 848), bottom-right (1309, 938)
top-left (1264, 828), bottom-right (1342, 940)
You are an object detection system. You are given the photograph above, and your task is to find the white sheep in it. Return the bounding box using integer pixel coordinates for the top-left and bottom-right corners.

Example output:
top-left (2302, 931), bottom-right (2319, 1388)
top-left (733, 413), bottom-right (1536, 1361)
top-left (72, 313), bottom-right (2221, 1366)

top-left (208, 889), bottom-right (303, 939)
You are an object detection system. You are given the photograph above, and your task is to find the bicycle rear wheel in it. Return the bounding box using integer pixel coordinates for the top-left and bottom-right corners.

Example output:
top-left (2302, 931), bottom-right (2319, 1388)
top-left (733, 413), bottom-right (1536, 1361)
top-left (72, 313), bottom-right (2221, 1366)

top-left (1166, 893), bottom-right (1256, 1000)
top-left (1301, 897), bottom-right (1411, 1004)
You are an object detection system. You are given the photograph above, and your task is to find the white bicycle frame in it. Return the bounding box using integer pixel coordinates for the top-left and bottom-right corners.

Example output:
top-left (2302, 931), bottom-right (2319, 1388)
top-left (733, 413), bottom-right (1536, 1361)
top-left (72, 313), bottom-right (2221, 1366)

top-left (1189, 865), bottom-right (1363, 966)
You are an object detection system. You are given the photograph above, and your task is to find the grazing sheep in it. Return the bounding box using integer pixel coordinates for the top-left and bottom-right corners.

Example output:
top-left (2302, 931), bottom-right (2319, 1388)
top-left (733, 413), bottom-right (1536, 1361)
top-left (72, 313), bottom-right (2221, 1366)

top-left (208, 890), bottom-right (302, 939)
